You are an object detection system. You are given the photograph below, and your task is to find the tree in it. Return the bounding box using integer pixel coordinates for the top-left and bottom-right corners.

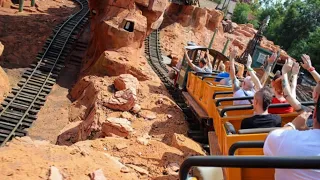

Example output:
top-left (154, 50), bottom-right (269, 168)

top-left (288, 27), bottom-right (320, 70)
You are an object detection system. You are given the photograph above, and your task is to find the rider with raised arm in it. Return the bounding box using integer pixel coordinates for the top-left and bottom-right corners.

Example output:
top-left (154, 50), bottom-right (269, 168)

top-left (264, 54), bottom-right (320, 180)
top-left (184, 49), bottom-right (212, 73)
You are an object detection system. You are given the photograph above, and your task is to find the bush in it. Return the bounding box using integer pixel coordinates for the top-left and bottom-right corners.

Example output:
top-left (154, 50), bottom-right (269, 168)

top-left (232, 3), bottom-right (251, 24)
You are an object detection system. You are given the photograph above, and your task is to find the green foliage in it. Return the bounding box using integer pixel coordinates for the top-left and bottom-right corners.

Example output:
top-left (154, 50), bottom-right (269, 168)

top-left (256, 0), bottom-right (320, 67)
top-left (231, 0), bottom-right (320, 67)
top-left (288, 27), bottom-right (320, 71)
top-left (232, 3), bottom-right (252, 24)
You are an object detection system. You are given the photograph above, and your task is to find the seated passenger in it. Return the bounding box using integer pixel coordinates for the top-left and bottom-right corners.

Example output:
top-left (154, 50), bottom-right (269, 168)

top-left (241, 87), bottom-right (282, 129)
top-left (214, 62), bottom-right (229, 82)
top-left (185, 49), bottom-right (212, 73)
top-left (222, 47), bottom-right (256, 105)
top-left (264, 54), bottom-right (320, 180)
top-left (217, 62), bottom-right (239, 85)
top-left (268, 69), bottom-right (296, 114)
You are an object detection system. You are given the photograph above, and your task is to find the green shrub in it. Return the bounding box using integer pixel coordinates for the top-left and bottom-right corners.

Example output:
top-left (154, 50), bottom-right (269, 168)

top-left (232, 3), bottom-right (251, 24)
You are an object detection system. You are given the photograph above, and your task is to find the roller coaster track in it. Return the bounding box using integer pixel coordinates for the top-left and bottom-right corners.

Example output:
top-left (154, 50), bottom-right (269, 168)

top-left (0, 0), bottom-right (89, 146)
top-left (145, 30), bottom-right (211, 150)
top-left (145, 30), bottom-right (187, 109)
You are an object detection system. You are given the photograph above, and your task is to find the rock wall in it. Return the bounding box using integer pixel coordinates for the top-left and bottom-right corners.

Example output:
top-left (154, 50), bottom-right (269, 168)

top-left (0, 42), bottom-right (10, 102)
top-left (165, 3), bottom-right (224, 31)
top-left (82, 0), bottom-right (168, 79)
top-left (0, 0), bottom-right (11, 8)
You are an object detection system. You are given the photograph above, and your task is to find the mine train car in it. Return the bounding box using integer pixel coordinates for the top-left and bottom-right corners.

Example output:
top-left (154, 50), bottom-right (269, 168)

top-left (176, 47), bottom-right (317, 180)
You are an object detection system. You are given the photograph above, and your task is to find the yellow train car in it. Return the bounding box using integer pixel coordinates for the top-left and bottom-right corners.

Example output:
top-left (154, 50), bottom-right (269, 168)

top-left (177, 47), bottom-right (316, 180)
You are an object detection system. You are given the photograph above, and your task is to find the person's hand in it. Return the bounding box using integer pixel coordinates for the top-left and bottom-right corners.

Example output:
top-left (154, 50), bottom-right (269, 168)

top-left (292, 62), bottom-right (300, 75)
top-left (229, 46), bottom-right (238, 61)
top-left (267, 52), bottom-right (277, 65)
top-left (301, 54), bottom-right (312, 70)
top-left (246, 54), bottom-right (253, 68)
top-left (292, 111), bottom-right (312, 130)
top-left (282, 58), bottom-right (293, 74)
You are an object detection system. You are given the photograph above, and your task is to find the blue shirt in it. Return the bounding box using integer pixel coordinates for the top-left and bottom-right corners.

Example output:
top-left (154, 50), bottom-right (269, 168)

top-left (215, 72), bottom-right (230, 82)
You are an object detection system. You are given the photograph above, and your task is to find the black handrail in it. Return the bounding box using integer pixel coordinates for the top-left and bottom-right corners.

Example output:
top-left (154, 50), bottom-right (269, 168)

top-left (213, 91), bottom-right (233, 99)
top-left (179, 156), bottom-right (320, 180)
top-left (215, 96), bottom-right (254, 106)
top-left (219, 101), bottom-right (315, 117)
top-left (228, 141), bottom-right (265, 155)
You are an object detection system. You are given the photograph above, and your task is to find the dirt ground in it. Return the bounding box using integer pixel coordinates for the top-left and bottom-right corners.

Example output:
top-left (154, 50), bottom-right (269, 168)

top-left (0, 0), bottom-right (222, 179)
top-left (0, 0), bottom-right (78, 89)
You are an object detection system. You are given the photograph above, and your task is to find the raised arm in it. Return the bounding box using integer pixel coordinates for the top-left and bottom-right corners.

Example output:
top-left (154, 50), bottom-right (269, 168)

top-left (290, 62), bottom-right (300, 99)
top-left (229, 47), bottom-right (238, 81)
top-left (246, 54), bottom-right (262, 90)
top-left (206, 49), bottom-right (213, 71)
top-left (228, 47), bottom-right (241, 92)
top-left (261, 53), bottom-right (277, 86)
top-left (185, 49), bottom-right (197, 71)
top-left (281, 59), bottom-right (303, 111)
top-left (301, 54), bottom-right (320, 82)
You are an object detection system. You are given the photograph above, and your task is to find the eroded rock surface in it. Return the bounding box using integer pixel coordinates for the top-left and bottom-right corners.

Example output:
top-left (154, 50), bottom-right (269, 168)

top-left (82, 0), bottom-right (168, 78)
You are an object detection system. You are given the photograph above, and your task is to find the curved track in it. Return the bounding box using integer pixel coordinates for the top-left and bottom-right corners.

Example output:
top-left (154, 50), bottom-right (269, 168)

top-left (145, 30), bottom-right (187, 109)
top-left (145, 30), bottom-right (211, 150)
top-left (0, 0), bottom-right (89, 146)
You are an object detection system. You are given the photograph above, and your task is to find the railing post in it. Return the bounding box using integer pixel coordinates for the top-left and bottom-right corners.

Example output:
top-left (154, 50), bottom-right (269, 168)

top-left (19, 0), bottom-right (24, 12)
top-left (208, 28), bottom-right (218, 49)
top-left (222, 39), bottom-right (230, 55)
top-left (31, 0), bottom-right (35, 7)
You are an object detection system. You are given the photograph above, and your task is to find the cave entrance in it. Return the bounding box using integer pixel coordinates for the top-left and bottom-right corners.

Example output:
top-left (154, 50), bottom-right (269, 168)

top-left (123, 21), bottom-right (134, 32)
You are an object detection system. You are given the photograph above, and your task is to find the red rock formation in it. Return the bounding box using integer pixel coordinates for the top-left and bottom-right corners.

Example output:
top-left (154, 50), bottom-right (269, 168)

top-left (0, 43), bottom-right (9, 102)
top-left (82, 0), bottom-right (167, 79)
top-left (165, 4), bottom-right (224, 31)
top-left (0, 0), bottom-right (11, 8)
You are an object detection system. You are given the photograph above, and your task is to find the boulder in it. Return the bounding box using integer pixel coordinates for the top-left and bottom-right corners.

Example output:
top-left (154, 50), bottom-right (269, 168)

top-left (138, 110), bottom-right (157, 120)
top-left (104, 89), bottom-right (136, 111)
top-left (121, 111), bottom-right (135, 121)
top-left (136, 134), bottom-right (151, 145)
top-left (101, 117), bottom-right (133, 137)
top-left (131, 104), bottom-right (141, 114)
top-left (114, 74), bottom-right (139, 92)
top-left (84, 50), bottom-right (150, 81)
top-left (127, 164), bottom-right (149, 175)
top-left (89, 169), bottom-right (107, 180)
top-left (165, 162), bottom-right (180, 176)
top-left (49, 166), bottom-right (63, 180)
top-left (171, 133), bottom-right (206, 156)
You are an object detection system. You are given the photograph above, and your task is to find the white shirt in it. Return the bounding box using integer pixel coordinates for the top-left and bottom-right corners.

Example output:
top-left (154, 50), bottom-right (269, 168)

top-left (233, 89), bottom-right (255, 105)
top-left (264, 129), bottom-right (320, 180)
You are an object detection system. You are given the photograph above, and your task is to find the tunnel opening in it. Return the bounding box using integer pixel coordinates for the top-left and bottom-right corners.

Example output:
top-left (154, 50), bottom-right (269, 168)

top-left (123, 20), bottom-right (134, 32)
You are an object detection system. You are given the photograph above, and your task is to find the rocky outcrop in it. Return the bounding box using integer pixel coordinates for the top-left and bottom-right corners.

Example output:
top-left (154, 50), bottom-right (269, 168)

top-left (83, 0), bottom-right (167, 78)
top-left (89, 169), bottom-right (107, 180)
top-left (104, 89), bottom-right (136, 111)
top-left (114, 74), bottom-right (139, 92)
top-left (171, 133), bottom-right (206, 156)
top-left (84, 49), bottom-right (150, 81)
top-left (101, 117), bottom-right (133, 137)
top-left (165, 4), bottom-right (224, 31)
top-left (0, 43), bottom-right (10, 102)
top-left (0, 0), bottom-right (11, 8)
